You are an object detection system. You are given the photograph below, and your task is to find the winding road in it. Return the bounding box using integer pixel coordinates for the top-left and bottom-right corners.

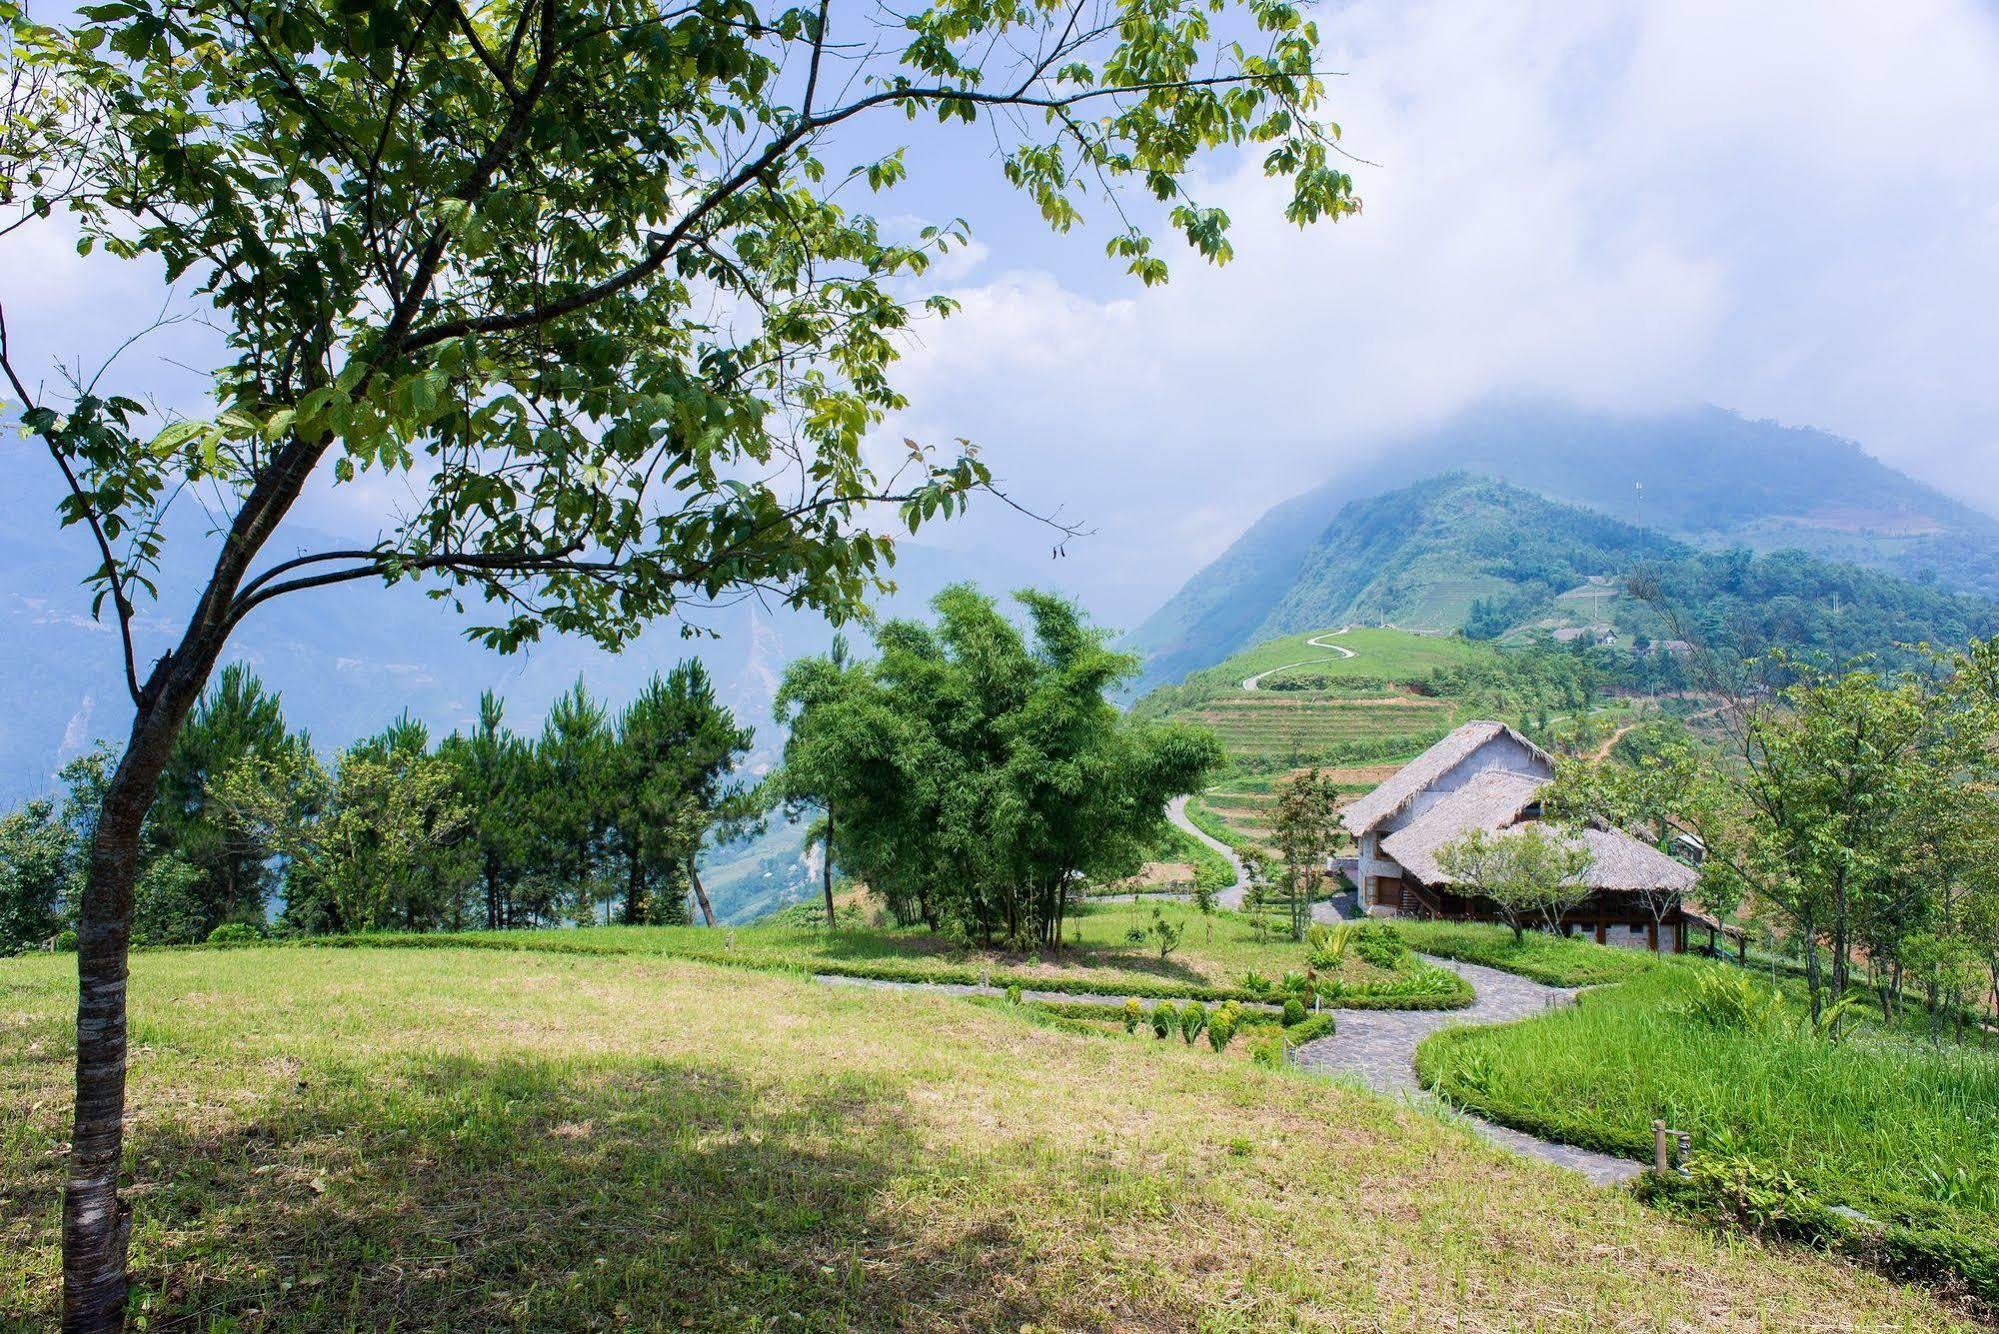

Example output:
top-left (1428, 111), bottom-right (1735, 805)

top-left (1240, 627), bottom-right (1358, 690)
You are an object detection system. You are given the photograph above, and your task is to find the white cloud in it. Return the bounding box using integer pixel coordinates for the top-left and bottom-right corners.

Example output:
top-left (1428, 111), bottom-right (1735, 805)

top-left (879, 0), bottom-right (1999, 623)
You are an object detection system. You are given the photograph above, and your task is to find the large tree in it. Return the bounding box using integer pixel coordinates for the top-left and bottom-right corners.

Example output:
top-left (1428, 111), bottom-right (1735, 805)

top-left (606, 661), bottom-right (753, 925)
top-left (146, 664), bottom-right (296, 934)
top-left (775, 585), bottom-right (1222, 947)
top-left (3, 0), bottom-right (1352, 1318)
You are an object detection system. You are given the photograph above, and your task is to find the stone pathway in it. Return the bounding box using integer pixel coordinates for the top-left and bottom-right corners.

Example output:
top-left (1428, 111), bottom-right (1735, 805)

top-left (1294, 956), bottom-right (1642, 1185)
top-left (1165, 794), bottom-right (1250, 910)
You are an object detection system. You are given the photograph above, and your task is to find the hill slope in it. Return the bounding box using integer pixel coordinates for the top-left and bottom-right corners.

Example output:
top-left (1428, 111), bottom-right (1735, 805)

top-left (1131, 401), bottom-right (1999, 684)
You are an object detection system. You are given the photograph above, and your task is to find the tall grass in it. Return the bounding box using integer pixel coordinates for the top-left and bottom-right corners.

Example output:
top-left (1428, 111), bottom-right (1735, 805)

top-left (1417, 964), bottom-right (1999, 1250)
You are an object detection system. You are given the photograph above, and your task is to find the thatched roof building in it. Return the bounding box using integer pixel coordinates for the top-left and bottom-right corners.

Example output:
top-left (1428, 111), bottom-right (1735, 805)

top-left (1341, 720), bottom-right (1702, 952)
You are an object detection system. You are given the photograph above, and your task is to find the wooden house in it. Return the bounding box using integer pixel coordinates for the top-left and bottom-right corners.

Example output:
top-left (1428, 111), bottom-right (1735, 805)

top-left (1340, 721), bottom-right (1700, 951)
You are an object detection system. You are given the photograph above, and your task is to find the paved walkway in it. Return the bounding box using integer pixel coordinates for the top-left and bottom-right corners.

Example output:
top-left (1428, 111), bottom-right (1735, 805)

top-left (1294, 957), bottom-right (1642, 1185)
top-left (1166, 795), bottom-right (1250, 909)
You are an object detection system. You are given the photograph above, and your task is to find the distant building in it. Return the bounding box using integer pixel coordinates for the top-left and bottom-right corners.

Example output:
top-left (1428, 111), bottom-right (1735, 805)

top-left (1341, 721), bottom-right (1699, 952)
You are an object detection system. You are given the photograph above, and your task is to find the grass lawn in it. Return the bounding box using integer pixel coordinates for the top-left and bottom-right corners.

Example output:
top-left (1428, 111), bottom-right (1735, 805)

top-left (1416, 962), bottom-right (1999, 1304)
top-left (1210, 626), bottom-right (1491, 684)
top-left (0, 947), bottom-right (1976, 1329)
top-left (1389, 920), bottom-right (1663, 988)
top-left (326, 899), bottom-right (1467, 1007)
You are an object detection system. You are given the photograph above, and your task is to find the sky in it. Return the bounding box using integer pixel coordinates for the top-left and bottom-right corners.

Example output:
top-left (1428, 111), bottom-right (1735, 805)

top-left (7, 0), bottom-right (1999, 642)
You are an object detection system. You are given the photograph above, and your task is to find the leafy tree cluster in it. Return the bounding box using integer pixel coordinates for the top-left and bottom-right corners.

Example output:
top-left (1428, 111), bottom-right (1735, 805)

top-left (1619, 549), bottom-right (1999, 682)
top-left (0, 663), bottom-right (751, 948)
top-left (772, 586), bottom-right (1224, 948)
top-left (1552, 641), bottom-right (1999, 1032)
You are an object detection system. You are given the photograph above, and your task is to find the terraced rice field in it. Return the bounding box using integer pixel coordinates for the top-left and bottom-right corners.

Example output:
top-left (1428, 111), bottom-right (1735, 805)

top-left (1197, 762), bottom-right (1429, 852)
top-left (1182, 691), bottom-right (1459, 764)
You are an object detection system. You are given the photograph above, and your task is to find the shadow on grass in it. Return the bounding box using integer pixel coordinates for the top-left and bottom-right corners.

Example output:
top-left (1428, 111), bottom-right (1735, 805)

top-left (25, 1054), bottom-right (1062, 1330)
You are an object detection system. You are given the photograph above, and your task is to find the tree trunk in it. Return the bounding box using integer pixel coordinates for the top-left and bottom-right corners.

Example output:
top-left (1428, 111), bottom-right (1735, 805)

top-left (687, 857), bottom-right (715, 927)
top-left (64, 671), bottom-right (196, 1332)
top-left (820, 809), bottom-right (836, 929)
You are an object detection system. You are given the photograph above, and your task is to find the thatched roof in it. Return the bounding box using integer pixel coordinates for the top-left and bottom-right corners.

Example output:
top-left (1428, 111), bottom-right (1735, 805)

top-left (1340, 721), bottom-right (1551, 836)
top-left (1378, 770), bottom-right (1543, 881)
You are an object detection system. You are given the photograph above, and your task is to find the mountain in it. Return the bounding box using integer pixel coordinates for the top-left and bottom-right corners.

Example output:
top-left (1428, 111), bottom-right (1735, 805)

top-left (1130, 401), bottom-right (1999, 684)
top-left (1161, 474), bottom-right (1999, 673)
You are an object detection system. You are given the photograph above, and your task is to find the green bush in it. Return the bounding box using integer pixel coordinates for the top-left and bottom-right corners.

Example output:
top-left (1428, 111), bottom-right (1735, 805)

top-left (53, 929), bottom-right (77, 953)
top-left (1207, 1011), bottom-right (1238, 1052)
top-left (1284, 1013), bottom-right (1336, 1046)
top-left (206, 922), bottom-right (262, 948)
top-left (1249, 1034), bottom-right (1284, 1068)
top-left (1180, 1001), bottom-right (1209, 1044)
top-left (1672, 966), bottom-right (1784, 1031)
top-left (1003, 983), bottom-right (1023, 1006)
top-left (1121, 998), bottom-right (1143, 1034)
top-left (1281, 997), bottom-right (1307, 1027)
top-left (1238, 970), bottom-right (1272, 998)
top-left (1150, 1002), bottom-right (1177, 1039)
top-left (1305, 922), bottom-right (1349, 968)
top-left (1350, 921), bottom-right (1405, 969)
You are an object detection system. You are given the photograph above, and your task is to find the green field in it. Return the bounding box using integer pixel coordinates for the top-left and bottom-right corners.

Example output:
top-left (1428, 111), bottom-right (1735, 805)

top-left (1416, 960), bottom-right (1999, 1302)
top-left (0, 948), bottom-right (1972, 1328)
top-left (1188, 625), bottom-right (1490, 686)
top-left (288, 900), bottom-right (1465, 1007)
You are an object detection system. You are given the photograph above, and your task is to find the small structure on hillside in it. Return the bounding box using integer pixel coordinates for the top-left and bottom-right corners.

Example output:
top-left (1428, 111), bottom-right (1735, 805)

top-left (1342, 720), bottom-right (1700, 952)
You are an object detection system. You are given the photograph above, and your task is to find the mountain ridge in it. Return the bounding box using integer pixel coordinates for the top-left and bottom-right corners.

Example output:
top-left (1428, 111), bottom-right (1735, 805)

top-left (1129, 401), bottom-right (1999, 685)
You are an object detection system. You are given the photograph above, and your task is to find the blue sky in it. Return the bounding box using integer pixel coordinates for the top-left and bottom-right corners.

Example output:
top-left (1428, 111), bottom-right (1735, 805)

top-left (7, 0), bottom-right (1999, 639)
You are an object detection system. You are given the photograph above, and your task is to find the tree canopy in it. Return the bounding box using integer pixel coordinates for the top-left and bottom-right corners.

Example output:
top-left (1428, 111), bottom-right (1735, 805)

top-left (773, 585), bottom-right (1223, 947)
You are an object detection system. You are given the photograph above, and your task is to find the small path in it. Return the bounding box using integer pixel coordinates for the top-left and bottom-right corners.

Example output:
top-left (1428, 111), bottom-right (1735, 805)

top-left (1293, 956), bottom-right (1642, 1186)
top-left (1166, 795), bottom-right (1249, 909)
top-left (1240, 627), bottom-right (1358, 691)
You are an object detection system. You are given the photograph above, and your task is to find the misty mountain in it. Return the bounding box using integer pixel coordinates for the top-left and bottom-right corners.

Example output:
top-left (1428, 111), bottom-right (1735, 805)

top-left (1129, 401), bottom-right (1999, 684)
top-left (1175, 473), bottom-right (1999, 673)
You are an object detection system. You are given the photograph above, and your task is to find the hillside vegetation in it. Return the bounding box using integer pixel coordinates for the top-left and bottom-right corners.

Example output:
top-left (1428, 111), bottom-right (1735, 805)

top-left (1128, 401), bottom-right (1999, 687)
top-left (0, 947), bottom-right (1973, 1329)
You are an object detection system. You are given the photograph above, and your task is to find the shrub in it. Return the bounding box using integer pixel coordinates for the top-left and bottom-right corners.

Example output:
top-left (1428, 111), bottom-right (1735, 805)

top-left (1004, 983), bottom-right (1023, 1006)
top-left (1121, 998), bottom-right (1143, 1034)
top-left (1672, 967), bottom-right (1784, 1031)
top-left (53, 929), bottom-right (77, 952)
top-left (1282, 997), bottom-right (1307, 1027)
top-left (1351, 921), bottom-right (1405, 968)
top-left (1150, 1002), bottom-right (1177, 1039)
top-left (1180, 1001), bottom-right (1209, 1044)
top-left (206, 922), bottom-right (261, 947)
top-left (1279, 970), bottom-right (1310, 997)
top-left (1305, 923), bottom-right (1349, 968)
top-left (1249, 1034), bottom-right (1284, 1068)
top-left (1284, 1013), bottom-right (1337, 1045)
top-left (1207, 1012), bottom-right (1238, 1052)
top-left (1124, 926), bottom-right (1147, 946)
top-left (1239, 970), bottom-right (1273, 998)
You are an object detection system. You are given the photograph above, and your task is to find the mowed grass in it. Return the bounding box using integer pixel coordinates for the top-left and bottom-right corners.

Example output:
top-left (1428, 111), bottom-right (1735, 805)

top-left (1415, 964), bottom-right (1999, 1298)
top-left (1214, 626), bottom-right (1490, 683)
top-left (0, 948), bottom-right (1976, 1330)
top-left (321, 899), bottom-right (1439, 1004)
